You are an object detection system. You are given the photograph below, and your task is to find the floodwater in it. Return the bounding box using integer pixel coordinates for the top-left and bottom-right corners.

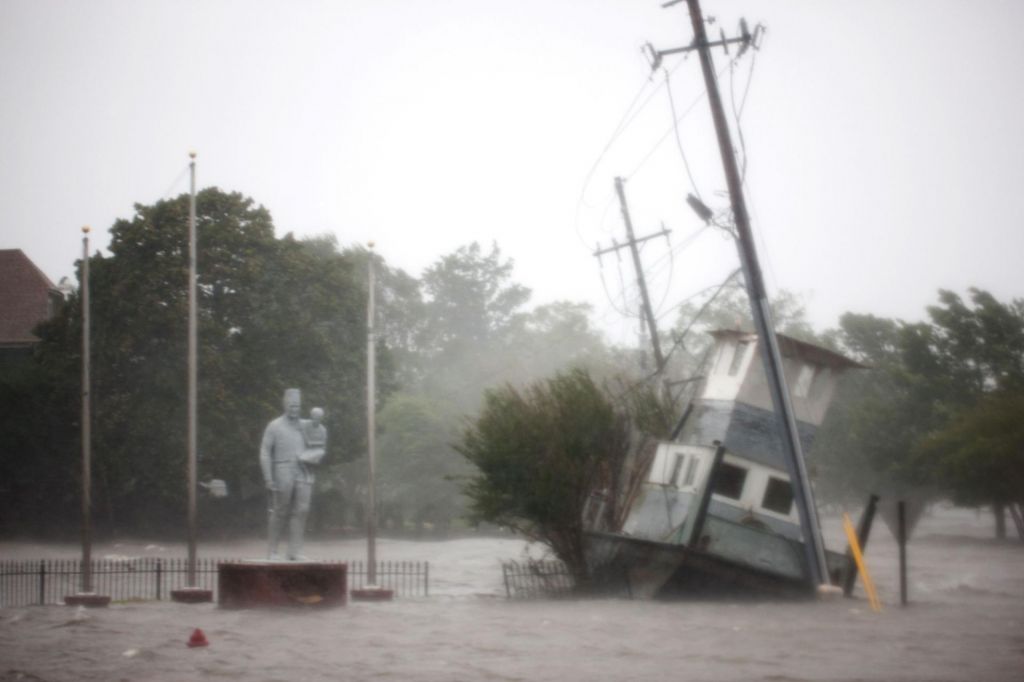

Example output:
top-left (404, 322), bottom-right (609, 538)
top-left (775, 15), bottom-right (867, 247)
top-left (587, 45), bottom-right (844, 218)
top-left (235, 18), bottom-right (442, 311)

top-left (1, 506), bottom-right (1022, 681)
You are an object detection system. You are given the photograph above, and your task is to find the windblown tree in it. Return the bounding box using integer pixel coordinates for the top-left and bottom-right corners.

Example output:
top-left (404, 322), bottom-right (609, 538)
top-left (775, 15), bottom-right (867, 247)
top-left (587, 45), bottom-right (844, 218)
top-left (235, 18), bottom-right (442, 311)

top-left (814, 289), bottom-right (1024, 537)
top-left (5, 189), bottom-right (374, 535)
top-left (912, 289), bottom-right (1024, 536)
top-left (368, 243), bottom-right (617, 533)
top-left (918, 389), bottom-right (1024, 538)
top-left (456, 368), bottom-right (668, 585)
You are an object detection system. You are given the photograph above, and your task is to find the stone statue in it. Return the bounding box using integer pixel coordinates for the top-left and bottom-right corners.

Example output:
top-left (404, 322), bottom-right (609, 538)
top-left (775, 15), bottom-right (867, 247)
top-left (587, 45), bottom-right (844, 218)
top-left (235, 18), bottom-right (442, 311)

top-left (300, 407), bottom-right (327, 466)
top-left (260, 389), bottom-right (326, 561)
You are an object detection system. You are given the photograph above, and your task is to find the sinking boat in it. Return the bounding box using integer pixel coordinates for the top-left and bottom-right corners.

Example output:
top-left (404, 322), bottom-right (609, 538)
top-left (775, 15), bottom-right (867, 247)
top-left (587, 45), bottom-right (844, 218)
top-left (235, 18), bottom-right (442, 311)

top-left (585, 329), bottom-right (865, 598)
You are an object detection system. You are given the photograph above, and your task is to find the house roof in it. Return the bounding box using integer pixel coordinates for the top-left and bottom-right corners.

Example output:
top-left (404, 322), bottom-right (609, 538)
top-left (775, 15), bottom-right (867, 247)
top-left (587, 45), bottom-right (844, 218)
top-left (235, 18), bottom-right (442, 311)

top-left (0, 249), bottom-right (59, 345)
top-left (708, 328), bottom-right (867, 370)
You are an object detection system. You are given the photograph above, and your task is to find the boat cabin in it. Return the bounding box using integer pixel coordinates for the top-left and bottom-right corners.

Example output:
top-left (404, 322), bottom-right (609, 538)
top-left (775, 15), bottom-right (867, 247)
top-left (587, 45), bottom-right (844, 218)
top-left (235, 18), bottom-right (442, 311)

top-left (616, 330), bottom-right (863, 578)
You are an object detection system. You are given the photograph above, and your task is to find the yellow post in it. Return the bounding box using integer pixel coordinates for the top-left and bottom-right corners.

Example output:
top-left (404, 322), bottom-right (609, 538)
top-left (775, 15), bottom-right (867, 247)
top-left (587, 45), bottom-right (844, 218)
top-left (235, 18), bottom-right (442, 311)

top-left (842, 512), bottom-right (882, 612)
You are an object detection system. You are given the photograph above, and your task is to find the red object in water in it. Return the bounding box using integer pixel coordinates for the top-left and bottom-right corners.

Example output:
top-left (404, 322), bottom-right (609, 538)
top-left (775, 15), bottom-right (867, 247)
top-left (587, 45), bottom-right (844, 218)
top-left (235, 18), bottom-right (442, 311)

top-left (187, 628), bottom-right (209, 648)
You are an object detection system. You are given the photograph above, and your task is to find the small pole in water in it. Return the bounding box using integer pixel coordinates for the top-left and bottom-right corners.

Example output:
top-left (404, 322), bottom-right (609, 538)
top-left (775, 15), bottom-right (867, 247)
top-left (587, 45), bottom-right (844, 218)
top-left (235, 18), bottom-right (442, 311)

top-left (898, 500), bottom-right (908, 606)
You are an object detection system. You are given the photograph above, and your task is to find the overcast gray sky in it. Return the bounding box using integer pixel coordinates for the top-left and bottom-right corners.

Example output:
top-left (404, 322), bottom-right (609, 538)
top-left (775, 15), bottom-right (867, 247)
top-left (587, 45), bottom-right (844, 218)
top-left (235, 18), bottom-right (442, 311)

top-left (3, 0), bottom-right (1022, 345)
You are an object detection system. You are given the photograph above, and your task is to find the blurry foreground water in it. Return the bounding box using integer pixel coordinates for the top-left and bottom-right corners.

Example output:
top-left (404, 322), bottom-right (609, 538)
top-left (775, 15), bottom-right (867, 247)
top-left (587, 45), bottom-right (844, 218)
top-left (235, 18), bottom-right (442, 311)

top-left (1, 505), bottom-right (1022, 681)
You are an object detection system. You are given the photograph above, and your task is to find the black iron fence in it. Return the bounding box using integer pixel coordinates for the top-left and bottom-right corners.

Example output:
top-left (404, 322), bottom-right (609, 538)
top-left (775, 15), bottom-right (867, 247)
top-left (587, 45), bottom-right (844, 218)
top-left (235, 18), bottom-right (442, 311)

top-left (0, 558), bottom-right (429, 607)
top-left (501, 559), bottom-right (574, 599)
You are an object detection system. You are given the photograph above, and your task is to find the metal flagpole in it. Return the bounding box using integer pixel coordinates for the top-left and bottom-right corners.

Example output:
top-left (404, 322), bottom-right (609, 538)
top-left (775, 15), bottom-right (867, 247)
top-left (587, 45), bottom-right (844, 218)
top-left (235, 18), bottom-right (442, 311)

top-left (366, 242), bottom-right (377, 586)
top-left (186, 151), bottom-right (198, 587)
top-left (80, 226), bottom-right (93, 594)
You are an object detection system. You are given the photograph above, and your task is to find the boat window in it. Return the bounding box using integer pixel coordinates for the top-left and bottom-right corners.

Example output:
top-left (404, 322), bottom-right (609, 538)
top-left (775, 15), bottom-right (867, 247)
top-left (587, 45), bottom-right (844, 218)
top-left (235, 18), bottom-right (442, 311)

top-left (762, 477), bottom-right (794, 515)
top-left (669, 453), bottom-right (685, 487)
top-left (728, 340), bottom-right (750, 376)
top-left (713, 462), bottom-right (747, 500)
top-left (682, 456), bottom-right (699, 487)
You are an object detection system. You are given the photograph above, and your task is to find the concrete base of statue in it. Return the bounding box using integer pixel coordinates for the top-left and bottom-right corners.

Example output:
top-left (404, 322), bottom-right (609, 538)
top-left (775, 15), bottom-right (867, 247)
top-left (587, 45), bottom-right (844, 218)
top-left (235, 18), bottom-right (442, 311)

top-left (218, 560), bottom-right (347, 608)
top-left (350, 584), bottom-right (394, 602)
top-left (170, 587), bottom-right (214, 603)
top-left (64, 593), bottom-right (111, 607)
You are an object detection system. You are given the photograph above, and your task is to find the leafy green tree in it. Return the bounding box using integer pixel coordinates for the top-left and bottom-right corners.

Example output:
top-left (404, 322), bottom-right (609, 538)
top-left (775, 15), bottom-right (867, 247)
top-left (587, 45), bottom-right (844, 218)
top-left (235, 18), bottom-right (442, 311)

top-left (419, 241), bottom-right (530, 351)
top-left (12, 189), bottom-right (374, 535)
top-left (815, 290), bottom-right (1024, 537)
top-left (812, 314), bottom-right (940, 505)
top-left (911, 289), bottom-right (1024, 535)
top-left (455, 368), bottom-right (638, 585)
top-left (375, 393), bottom-right (467, 532)
top-left (918, 389), bottom-right (1024, 537)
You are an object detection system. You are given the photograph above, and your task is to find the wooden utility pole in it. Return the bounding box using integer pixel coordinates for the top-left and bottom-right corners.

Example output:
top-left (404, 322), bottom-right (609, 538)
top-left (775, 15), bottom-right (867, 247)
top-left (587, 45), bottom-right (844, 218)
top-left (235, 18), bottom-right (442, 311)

top-left (652, 0), bottom-right (829, 588)
top-left (595, 178), bottom-right (671, 375)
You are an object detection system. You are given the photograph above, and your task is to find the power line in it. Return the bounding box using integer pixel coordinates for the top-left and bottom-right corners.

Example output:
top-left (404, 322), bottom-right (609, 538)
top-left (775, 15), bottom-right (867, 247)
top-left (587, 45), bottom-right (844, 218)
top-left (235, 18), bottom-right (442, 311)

top-left (664, 67), bottom-right (703, 202)
top-left (574, 52), bottom-right (699, 250)
top-left (661, 267), bottom-right (742, 365)
top-left (624, 58), bottom-right (735, 181)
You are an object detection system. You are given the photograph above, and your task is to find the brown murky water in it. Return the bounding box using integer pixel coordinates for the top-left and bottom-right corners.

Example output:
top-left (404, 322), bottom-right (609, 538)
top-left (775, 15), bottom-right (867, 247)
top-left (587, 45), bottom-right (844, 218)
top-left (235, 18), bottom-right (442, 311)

top-left (2, 506), bottom-right (1022, 681)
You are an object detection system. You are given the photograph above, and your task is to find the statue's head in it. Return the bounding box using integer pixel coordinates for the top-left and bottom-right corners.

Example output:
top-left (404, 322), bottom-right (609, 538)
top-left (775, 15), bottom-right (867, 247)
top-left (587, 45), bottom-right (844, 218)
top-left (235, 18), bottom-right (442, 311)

top-left (310, 407), bottom-right (324, 425)
top-left (283, 388), bottom-right (301, 419)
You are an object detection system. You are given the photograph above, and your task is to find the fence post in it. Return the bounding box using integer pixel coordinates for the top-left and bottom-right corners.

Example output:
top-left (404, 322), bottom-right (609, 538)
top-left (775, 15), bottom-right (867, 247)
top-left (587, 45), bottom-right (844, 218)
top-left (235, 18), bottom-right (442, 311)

top-left (38, 560), bottom-right (46, 605)
top-left (502, 562), bottom-right (511, 599)
top-left (156, 558), bottom-right (163, 600)
top-left (424, 562), bottom-right (429, 597)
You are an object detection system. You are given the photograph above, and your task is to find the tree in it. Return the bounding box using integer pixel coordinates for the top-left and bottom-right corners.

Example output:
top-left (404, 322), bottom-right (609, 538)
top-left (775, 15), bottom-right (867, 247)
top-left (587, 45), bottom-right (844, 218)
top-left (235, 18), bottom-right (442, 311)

top-left (8, 189), bottom-right (375, 535)
top-left (912, 289), bottom-right (1024, 536)
top-left (918, 389), bottom-right (1024, 538)
top-left (814, 289), bottom-right (1024, 537)
top-left (375, 393), bottom-right (467, 532)
top-left (456, 368), bottom-right (639, 586)
top-left (811, 314), bottom-right (941, 506)
top-left (419, 241), bottom-right (530, 352)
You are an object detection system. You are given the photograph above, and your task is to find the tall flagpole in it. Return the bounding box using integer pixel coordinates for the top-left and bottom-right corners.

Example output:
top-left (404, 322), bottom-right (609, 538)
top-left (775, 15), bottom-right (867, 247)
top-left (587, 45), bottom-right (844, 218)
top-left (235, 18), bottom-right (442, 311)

top-left (65, 227), bottom-right (110, 606)
top-left (171, 152), bottom-right (210, 602)
top-left (80, 226), bottom-right (93, 594)
top-left (186, 151), bottom-right (198, 587)
top-left (351, 243), bottom-right (392, 601)
top-left (366, 242), bottom-right (377, 586)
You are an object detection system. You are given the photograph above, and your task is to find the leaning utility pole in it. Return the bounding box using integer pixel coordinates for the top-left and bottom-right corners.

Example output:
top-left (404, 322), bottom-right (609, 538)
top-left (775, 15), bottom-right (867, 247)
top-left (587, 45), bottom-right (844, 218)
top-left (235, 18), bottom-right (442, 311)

top-left (652, 0), bottom-right (829, 589)
top-left (594, 178), bottom-right (671, 375)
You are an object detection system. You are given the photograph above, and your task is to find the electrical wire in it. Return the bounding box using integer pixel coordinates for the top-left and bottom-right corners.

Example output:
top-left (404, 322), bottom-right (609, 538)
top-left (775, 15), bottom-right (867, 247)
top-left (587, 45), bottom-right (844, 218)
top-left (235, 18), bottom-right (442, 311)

top-left (661, 267), bottom-right (743, 365)
top-left (624, 58), bottom-right (735, 181)
top-left (574, 49), bottom-right (699, 251)
top-left (598, 262), bottom-right (634, 318)
top-left (606, 267), bottom-right (743, 406)
top-left (664, 67), bottom-right (704, 202)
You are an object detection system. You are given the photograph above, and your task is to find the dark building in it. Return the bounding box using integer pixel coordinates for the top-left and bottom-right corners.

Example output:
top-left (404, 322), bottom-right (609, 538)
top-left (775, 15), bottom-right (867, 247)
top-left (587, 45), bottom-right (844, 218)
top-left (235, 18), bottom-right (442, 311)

top-left (0, 249), bottom-right (65, 368)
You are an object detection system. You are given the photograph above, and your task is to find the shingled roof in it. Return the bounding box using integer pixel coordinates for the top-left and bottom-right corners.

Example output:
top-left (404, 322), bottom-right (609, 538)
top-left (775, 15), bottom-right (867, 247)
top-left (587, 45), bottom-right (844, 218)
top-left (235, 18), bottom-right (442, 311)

top-left (0, 249), bottom-right (60, 347)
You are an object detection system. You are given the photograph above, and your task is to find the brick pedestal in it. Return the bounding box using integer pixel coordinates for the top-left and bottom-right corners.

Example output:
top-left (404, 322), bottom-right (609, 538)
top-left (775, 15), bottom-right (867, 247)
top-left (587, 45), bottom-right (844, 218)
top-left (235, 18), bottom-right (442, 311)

top-left (171, 587), bottom-right (214, 603)
top-left (64, 593), bottom-right (111, 607)
top-left (218, 561), bottom-right (347, 608)
top-left (350, 586), bottom-right (394, 602)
